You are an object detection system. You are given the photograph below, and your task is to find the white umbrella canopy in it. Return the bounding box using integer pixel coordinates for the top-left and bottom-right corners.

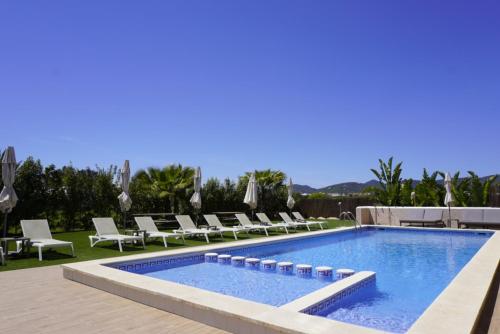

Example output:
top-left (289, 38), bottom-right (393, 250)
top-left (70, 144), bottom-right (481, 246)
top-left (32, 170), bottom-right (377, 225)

top-left (1, 146), bottom-right (18, 238)
top-left (444, 172), bottom-right (454, 206)
top-left (244, 172), bottom-right (258, 210)
top-left (117, 160), bottom-right (132, 212)
top-left (287, 178), bottom-right (295, 209)
top-left (190, 167), bottom-right (202, 210)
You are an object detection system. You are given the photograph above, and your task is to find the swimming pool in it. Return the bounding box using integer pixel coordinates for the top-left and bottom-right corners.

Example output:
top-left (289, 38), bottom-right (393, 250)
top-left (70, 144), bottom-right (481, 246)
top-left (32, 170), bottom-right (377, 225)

top-left (112, 227), bottom-right (491, 333)
top-left (63, 226), bottom-right (500, 334)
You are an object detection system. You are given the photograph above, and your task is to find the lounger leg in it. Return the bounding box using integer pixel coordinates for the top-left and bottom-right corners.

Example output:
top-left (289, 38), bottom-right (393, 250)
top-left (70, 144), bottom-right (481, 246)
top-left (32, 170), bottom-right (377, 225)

top-left (284, 226), bottom-right (288, 234)
top-left (205, 234), bottom-right (210, 243)
top-left (306, 225), bottom-right (310, 231)
top-left (233, 231), bottom-right (238, 240)
top-left (118, 240), bottom-right (123, 252)
top-left (163, 236), bottom-right (168, 247)
top-left (264, 228), bottom-right (269, 236)
top-left (320, 223), bottom-right (324, 230)
top-left (38, 247), bottom-right (43, 261)
top-left (141, 238), bottom-right (145, 249)
top-left (70, 244), bottom-right (75, 257)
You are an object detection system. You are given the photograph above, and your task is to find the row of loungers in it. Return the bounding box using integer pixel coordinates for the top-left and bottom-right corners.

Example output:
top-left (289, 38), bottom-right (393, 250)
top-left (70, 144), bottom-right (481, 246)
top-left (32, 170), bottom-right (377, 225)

top-left (11, 212), bottom-right (324, 261)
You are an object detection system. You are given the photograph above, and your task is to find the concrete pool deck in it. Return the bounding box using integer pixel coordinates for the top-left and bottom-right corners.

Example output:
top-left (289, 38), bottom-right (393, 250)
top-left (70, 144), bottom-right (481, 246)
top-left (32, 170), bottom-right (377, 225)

top-left (0, 265), bottom-right (228, 334)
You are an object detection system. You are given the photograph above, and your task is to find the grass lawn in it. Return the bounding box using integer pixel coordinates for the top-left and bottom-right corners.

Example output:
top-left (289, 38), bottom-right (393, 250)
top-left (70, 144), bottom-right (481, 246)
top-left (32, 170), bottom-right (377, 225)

top-left (0, 219), bottom-right (353, 272)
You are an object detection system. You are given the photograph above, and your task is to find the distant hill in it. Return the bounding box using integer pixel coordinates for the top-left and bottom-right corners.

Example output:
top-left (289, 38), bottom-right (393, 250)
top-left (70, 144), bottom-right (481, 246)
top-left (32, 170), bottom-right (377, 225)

top-left (295, 180), bottom-right (380, 194)
top-left (295, 174), bottom-right (499, 195)
top-left (293, 184), bottom-right (319, 194)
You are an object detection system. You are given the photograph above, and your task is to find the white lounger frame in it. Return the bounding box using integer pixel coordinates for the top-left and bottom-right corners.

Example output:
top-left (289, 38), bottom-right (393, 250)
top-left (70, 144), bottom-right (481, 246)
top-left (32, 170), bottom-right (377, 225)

top-left (21, 219), bottom-right (75, 261)
top-left (279, 212), bottom-right (323, 231)
top-left (175, 215), bottom-right (223, 243)
top-left (90, 217), bottom-right (145, 252)
top-left (134, 216), bottom-right (187, 247)
top-left (256, 213), bottom-right (290, 234)
top-left (203, 214), bottom-right (249, 240)
top-left (235, 213), bottom-right (286, 236)
top-left (292, 211), bottom-right (326, 229)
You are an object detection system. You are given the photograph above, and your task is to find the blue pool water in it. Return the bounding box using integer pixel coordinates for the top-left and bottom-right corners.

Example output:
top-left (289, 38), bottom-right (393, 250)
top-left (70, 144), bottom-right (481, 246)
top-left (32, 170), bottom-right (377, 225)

top-left (126, 228), bottom-right (491, 333)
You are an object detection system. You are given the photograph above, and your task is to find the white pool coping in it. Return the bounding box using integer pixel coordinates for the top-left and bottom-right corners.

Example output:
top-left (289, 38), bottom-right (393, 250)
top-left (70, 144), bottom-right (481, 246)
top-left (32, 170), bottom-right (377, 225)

top-left (62, 226), bottom-right (500, 334)
top-left (281, 271), bottom-right (376, 313)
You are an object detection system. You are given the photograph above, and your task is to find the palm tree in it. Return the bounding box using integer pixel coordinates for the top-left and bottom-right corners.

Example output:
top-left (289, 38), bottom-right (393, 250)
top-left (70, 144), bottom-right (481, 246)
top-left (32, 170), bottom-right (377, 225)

top-left (134, 164), bottom-right (194, 213)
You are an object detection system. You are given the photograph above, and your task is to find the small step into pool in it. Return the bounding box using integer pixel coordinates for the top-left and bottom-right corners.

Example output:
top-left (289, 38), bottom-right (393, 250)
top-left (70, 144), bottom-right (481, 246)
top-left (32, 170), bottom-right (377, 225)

top-left (112, 227), bottom-right (492, 333)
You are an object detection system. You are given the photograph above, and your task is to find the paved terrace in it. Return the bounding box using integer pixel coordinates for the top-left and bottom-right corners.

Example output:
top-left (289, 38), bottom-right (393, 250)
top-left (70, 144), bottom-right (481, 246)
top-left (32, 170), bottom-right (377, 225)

top-left (1, 265), bottom-right (498, 334)
top-left (0, 266), bottom-right (227, 334)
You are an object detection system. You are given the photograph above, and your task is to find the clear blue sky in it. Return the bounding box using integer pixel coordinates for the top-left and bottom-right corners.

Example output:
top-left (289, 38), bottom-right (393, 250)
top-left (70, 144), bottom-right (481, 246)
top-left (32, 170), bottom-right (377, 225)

top-left (1, 0), bottom-right (499, 187)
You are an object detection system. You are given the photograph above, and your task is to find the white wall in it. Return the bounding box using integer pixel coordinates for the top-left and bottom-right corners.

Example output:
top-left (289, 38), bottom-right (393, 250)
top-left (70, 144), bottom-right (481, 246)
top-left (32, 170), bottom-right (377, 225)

top-left (356, 206), bottom-right (500, 227)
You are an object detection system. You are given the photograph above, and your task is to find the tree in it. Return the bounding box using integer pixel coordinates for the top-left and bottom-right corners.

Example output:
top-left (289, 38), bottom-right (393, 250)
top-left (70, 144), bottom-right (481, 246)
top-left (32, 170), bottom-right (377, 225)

top-left (468, 172), bottom-right (497, 207)
top-left (133, 164), bottom-right (194, 213)
top-left (414, 169), bottom-right (444, 206)
top-left (9, 157), bottom-right (47, 232)
top-left (450, 172), bottom-right (470, 207)
top-left (399, 179), bottom-right (414, 206)
top-left (239, 169), bottom-right (287, 215)
top-left (366, 157), bottom-right (403, 206)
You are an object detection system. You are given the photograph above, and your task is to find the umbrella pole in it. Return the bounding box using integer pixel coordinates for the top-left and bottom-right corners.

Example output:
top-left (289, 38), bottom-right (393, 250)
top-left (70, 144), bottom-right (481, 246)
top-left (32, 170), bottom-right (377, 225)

top-left (448, 205), bottom-right (452, 228)
top-left (2, 213), bottom-right (8, 238)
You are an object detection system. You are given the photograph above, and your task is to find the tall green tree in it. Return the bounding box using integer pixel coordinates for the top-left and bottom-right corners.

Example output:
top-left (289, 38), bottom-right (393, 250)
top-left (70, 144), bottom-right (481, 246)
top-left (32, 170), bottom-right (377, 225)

top-left (366, 157), bottom-right (403, 206)
top-left (399, 179), bottom-right (415, 206)
top-left (468, 172), bottom-right (497, 207)
top-left (9, 157), bottom-right (47, 232)
top-left (414, 169), bottom-right (444, 206)
top-left (450, 172), bottom-right (470, 207)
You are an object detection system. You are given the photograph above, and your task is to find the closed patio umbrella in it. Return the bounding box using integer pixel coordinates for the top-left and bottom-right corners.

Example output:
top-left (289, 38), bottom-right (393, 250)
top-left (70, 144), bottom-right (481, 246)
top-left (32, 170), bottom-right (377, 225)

top-left (244, 172), bottom-right (258, 220)
top-left (190, 167), bottom-right (202, 225)
top-left (444, 172), bottom-right (454, 227)
top-left (117, 160), bottom-right (132, 228)
top-left (1, 146), bottom-right (18, 238)
top-left (287, 178), bottom-right (295, 211)
top-left (190, 167), bottom-right (202, 210)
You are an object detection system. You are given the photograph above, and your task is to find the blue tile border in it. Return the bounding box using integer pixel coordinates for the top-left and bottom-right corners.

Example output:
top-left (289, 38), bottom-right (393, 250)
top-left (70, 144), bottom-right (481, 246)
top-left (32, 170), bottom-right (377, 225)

top-left (300, 274), bottom-right (376, 315)
top-left (108, 253), bottom-right (206, 274)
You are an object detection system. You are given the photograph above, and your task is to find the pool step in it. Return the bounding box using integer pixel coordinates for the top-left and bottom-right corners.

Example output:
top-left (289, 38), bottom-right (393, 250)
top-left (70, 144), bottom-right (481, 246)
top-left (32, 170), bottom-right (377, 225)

top-left (280, 271), bottom-right (376, 315)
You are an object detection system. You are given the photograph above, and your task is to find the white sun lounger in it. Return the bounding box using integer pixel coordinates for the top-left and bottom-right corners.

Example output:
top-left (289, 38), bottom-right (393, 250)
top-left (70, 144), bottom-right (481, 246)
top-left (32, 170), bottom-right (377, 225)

top-left (90, 217), bottom-right (145, 252)
top-left (279, 212), bottom-right (318, 231)
top-left (175, 215), bottom-right (223, 243)
top-left (256, 213), bottom-right (290, 234)
top-left (20, 219), bottom-right (75, 261)
top-left (292, 211), bottom-right (326, 229)
top-left (235, 213), bottom-right (279, 236)
top-left (134, 216), bottom-right (187, 247)
top-left (203, 214), bottom-right (249, 240)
